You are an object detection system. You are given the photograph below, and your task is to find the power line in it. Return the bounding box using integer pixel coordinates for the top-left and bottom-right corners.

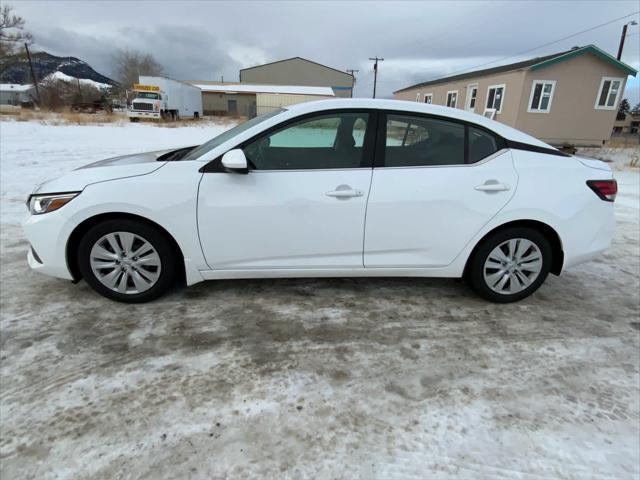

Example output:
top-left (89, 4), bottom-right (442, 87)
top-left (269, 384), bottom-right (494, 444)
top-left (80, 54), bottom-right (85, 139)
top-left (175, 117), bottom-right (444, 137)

top-left (427, 10), bottom-right (640, 81)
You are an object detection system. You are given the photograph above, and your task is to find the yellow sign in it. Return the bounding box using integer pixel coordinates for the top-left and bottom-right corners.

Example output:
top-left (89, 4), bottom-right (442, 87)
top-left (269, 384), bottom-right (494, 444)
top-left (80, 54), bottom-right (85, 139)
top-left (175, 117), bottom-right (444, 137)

top-left (133, 84), bottom-right (160, 92)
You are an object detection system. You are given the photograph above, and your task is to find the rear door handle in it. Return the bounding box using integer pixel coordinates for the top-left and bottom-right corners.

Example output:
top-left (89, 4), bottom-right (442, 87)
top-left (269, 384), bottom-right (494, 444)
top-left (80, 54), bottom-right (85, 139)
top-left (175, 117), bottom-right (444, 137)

top-left (325, 185), bottom-right (364, 198)
top-left (475, 182), bottom-right (510, 192)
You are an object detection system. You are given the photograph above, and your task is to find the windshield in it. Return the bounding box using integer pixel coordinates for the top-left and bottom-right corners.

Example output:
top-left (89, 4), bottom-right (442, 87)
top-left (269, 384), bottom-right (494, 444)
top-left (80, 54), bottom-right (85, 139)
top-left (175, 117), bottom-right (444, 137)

top-left (136, 92), bottom-right (159, 100)
top-left (184, 108), bottom-right (285, 161)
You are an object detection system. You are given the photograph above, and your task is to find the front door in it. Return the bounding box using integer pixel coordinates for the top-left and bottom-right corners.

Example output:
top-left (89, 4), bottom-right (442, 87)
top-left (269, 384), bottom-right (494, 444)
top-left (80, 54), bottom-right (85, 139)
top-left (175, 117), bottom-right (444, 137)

top-left (364, 112), bottom-right (517, 268)
top-left (198, 111), bottom-right (374, 270)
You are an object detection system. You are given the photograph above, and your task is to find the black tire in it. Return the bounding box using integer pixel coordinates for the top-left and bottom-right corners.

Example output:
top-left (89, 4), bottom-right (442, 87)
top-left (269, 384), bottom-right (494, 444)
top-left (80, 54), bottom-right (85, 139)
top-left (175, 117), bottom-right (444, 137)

top-left (77, 219), bottom-right (177, 303)
top-left (466, 227), bottom-right (552, 303)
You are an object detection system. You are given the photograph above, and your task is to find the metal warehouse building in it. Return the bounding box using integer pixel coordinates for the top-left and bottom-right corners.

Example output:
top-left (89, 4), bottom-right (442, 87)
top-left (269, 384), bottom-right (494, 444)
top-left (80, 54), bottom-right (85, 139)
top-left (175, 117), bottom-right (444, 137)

top-left (239, 57), bottom-right (354, 97)
top-left (191, 82), bottom-right (335, 117)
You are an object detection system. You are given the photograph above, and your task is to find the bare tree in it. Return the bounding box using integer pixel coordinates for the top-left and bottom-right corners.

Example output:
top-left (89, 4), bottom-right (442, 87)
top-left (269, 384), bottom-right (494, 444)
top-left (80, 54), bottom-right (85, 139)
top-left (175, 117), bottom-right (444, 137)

top-left (0, 4), bottom-right (32, 58)
top-left (113, 49), bottom-right (163, 93)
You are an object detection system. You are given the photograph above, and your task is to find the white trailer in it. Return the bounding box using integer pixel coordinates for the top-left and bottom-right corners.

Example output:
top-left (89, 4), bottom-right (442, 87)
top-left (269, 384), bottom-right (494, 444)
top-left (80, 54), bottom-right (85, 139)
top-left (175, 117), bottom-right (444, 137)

top-left (128, 76), bottom-right (202, 122)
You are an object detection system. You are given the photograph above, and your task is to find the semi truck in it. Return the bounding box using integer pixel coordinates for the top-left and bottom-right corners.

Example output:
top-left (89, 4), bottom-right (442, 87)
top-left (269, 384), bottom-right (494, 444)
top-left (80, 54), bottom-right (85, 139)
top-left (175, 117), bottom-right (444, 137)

top-left (128, 76), bottom-right (202, 122)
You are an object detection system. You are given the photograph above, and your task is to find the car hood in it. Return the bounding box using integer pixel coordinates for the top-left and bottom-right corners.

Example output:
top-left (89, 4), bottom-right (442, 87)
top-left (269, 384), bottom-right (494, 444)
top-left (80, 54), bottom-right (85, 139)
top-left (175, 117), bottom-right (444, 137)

top-left (31, 148), bottom-right (180, 194)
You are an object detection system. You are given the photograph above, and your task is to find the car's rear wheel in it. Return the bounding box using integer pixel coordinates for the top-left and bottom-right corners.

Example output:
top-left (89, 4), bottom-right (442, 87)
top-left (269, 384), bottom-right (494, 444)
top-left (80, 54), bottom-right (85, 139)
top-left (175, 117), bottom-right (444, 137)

top-left (78, 219), bottom-right (176, 303)
top-left (467, 227), bottom-right (551, 303)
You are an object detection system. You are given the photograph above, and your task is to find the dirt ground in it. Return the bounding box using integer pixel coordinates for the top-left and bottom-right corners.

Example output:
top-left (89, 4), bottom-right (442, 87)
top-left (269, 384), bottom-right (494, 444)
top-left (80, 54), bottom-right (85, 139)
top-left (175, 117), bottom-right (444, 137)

top-left (1, 174), bottom-right (639, 479)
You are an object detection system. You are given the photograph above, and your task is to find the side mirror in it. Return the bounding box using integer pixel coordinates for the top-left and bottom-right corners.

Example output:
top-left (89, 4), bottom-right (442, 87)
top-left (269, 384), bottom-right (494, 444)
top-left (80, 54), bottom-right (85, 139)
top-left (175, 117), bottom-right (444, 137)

top-left (221, 149), bottom-right (248, 174)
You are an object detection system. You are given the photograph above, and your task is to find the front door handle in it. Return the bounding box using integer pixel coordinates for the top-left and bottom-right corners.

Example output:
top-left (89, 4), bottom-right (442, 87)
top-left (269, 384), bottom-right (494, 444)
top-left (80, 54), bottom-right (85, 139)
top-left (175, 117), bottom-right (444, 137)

top-left (475, 182), bottom-right (510, 192)
top-left (325, 185), bottom-right (364, 198)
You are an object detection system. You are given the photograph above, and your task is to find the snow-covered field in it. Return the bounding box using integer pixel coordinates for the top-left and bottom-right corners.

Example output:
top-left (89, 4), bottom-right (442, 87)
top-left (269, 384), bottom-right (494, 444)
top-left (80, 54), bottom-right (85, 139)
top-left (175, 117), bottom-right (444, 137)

top-left (0, 119), bottom-right (234, 224)
top-left (0, 121), bottom-right (639, 479)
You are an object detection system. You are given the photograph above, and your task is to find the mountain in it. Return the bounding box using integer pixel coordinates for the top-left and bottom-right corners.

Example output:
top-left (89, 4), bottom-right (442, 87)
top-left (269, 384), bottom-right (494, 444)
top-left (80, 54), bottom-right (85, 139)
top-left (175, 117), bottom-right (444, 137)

top-left (0, 51), bottom-right (117, 86)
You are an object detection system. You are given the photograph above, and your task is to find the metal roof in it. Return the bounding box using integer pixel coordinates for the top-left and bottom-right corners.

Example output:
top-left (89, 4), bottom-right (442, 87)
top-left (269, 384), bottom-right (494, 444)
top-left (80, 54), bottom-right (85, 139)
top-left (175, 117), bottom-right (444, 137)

top-left (239, 57), bottom-right (353, 79)
top-left (395, 45), bottom-right (638, 93)
top-left (193, 83), bottom-right (335, 96)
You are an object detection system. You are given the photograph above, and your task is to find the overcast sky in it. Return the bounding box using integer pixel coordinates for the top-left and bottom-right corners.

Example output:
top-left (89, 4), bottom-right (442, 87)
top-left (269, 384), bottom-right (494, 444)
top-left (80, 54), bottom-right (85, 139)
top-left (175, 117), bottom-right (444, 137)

top-left (11, 0), bottom-right (640, 102)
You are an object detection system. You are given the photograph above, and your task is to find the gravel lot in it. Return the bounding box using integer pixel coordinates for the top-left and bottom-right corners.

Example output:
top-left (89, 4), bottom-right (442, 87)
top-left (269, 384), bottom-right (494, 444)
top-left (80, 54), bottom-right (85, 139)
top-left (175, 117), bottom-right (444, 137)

top-left (1, 121), bottom-right (639, 479)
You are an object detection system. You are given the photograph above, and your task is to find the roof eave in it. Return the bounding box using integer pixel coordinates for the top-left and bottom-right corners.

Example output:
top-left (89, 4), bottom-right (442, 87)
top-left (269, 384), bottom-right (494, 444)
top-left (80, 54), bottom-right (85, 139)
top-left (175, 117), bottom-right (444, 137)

top-left (529, 44), bottom-right (638, 76)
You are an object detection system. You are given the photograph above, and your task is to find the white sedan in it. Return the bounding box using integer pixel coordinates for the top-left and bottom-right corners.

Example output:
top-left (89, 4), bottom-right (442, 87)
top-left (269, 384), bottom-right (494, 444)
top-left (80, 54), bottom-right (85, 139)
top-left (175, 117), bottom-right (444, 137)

top-left (23, 99), bottom-right (617, 303)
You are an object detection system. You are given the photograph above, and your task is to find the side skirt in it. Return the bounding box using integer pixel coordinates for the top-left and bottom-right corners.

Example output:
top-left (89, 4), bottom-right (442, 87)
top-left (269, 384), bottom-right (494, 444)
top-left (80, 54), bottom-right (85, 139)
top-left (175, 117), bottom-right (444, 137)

top-left (199, 267), bottom-right (463, 281)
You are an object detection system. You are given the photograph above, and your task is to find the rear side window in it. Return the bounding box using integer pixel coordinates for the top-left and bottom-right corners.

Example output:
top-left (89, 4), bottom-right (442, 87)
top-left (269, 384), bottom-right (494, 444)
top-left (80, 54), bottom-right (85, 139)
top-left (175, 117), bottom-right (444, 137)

top-left (468, 127), bottom-right (499, 163)
top-left (384, 114), bottom-right (465, 166)
top-left (382, 113), bottom-right (501, 167)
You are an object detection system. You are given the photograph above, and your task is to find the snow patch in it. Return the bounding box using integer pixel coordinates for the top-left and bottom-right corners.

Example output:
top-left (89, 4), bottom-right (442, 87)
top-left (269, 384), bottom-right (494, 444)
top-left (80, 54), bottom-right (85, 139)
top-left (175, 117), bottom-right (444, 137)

top-left (43, 71), bottom-right (112, 91)
top-left (577, 146), bottom-right (640, 170)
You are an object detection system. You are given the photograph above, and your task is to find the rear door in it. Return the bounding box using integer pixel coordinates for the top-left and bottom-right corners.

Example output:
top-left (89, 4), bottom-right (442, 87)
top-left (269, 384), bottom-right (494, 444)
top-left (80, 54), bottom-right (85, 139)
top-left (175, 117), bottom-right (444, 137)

top-left (364, 112), bottom-right (517, 268)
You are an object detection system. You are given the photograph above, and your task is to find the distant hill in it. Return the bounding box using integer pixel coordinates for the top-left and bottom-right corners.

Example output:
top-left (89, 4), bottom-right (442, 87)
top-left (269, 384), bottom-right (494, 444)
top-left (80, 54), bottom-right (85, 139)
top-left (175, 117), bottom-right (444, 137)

top-left (0, 51), bottom-right (117, 86)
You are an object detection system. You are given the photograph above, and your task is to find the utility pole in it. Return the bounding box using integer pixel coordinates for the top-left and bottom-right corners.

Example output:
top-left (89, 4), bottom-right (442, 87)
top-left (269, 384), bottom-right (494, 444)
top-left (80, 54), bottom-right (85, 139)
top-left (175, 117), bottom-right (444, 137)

top-left (25, 42), bottom-right (41, 106)
top-left (368, 57), bottom-right (384, 98)
top-left (617, 20), bottom-right (638, 60)
top-left (346, 69), bottom-right (359, 98)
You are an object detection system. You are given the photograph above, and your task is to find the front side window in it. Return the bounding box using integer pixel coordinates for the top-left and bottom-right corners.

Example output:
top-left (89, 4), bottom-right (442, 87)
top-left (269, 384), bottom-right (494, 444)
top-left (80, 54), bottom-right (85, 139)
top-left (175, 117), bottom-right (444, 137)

top-left (446, 91), bottom-right (458, 108)
top-left (486, 85), bottom-right (505, 113)
top-left (528, 80), bottom-right (555, 113)
top-left (384, 114), bottom-right (465, 166)
top-left (184, 108), bottom-right (284, 160)
top-left (424, 94), bottom-right (432, 104)
top-left (595, 77), bottom-right (623, 110)
top-left (243, 112), bottom-right (369, 170)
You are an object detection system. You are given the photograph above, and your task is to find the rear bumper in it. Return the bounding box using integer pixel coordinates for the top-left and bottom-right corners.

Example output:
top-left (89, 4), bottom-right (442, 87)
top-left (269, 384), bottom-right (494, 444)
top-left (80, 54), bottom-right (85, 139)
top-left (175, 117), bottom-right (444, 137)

top-left (561, 202), bottom-right (615, 270)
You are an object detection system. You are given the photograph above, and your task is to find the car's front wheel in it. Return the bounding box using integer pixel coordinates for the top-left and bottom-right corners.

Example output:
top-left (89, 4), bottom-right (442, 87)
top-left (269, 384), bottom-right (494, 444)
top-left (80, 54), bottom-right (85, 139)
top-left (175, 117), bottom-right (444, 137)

top-left (77, 219), bottom-right (177, 303)
top-left (467, 227), bottom-right (552, 303)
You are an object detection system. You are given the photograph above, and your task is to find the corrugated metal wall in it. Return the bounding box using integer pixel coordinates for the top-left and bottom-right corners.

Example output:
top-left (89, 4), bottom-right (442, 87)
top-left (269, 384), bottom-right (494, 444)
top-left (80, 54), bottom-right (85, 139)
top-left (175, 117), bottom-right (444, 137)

top-left (202, 92), bottom-right (256, 116)
top-left (256, 93), bottom-right (334, 115)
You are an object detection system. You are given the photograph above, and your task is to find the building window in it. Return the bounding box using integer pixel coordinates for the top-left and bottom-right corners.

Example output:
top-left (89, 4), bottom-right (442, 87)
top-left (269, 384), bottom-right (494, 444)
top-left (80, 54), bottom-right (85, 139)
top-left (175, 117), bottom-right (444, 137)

top-left (424, 93), bottom-right (432, 104)
top-left (528, 80), bottom-right (556, 113)
top-left (416, 92), bottom-right (421, 102)
top-left (446, 91), bottom-right (458, 108)
top-left (466, 84), bottom-right (478, 111)
top-left (595, 77), bottom-right (623, 110)
top-left (486, 84), bottom-right (505, 113)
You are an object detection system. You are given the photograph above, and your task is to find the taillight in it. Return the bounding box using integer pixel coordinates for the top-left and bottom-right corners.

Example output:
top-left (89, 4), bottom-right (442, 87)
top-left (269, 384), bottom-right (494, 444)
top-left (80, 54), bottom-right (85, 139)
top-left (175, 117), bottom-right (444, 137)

top-left (586, 179), bottom-right (617, 202)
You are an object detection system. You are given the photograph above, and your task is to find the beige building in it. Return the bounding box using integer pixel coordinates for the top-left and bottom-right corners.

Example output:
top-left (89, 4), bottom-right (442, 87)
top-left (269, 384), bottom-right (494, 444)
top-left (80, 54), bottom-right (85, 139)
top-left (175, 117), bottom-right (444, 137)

top-left (189, 81), bottom-right (334, 117)
top-left (394, 45), bottom-right (637, 147)
top-left (240, 57), bottom-right (354, 98)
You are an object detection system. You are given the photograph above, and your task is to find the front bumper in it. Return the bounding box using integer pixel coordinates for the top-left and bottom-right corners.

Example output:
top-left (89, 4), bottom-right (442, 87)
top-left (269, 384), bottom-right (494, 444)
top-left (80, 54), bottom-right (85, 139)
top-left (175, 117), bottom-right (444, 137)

top-left (128, 111), bottom-right (161, 120)
top-left (23, 210), bottom-right (74, 281)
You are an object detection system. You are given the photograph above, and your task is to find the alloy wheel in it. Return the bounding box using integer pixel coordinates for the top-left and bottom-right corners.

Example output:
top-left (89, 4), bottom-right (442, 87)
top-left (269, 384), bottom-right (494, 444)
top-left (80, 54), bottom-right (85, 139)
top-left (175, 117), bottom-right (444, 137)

top-left (89, 231), bottom-right (162, 294)
top-left (483, 238), bottom-right (543, 295)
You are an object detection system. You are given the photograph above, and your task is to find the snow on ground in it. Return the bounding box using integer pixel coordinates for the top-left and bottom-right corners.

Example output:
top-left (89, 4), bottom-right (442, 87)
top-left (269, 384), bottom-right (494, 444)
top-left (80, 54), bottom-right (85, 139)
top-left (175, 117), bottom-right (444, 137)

top-left (577, 145), bottom-right (639, 170)
top-left (0, 119), bottom-right (235, 225)
top-left (0, 122), bottom-right (639, 479)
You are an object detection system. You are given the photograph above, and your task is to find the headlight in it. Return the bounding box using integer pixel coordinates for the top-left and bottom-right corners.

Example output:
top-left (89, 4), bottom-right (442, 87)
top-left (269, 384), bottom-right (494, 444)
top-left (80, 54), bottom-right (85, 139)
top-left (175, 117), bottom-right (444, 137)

top-left (28, 192), bottom-right (80, 215)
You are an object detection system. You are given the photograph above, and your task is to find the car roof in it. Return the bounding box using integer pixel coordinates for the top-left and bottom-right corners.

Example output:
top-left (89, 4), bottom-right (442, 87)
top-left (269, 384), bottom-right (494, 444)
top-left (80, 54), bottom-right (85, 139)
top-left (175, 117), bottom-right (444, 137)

top-left (285, 98), bottom-right (554, 149)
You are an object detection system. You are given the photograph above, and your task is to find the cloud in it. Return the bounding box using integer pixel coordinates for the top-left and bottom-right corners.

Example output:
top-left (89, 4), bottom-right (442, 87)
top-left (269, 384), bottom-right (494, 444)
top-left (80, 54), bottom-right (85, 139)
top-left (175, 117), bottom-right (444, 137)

top-left (11, 0), bottom-right (640, 101)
